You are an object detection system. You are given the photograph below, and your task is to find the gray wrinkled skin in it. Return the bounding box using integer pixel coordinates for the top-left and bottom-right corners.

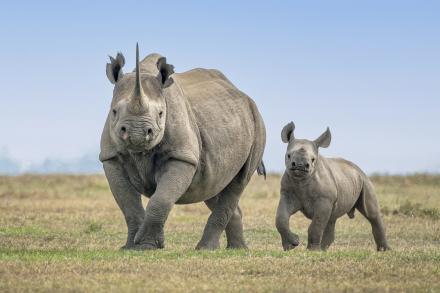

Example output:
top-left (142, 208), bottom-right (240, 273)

top-left (100, 45), bottom-right (266, 250)
top-left (276, 122), bottom-right (390, 251)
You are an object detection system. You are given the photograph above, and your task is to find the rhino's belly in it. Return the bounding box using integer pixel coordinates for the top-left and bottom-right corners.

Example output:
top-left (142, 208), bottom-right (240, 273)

top-left (175, 118), bottom-right (255, 204)
top-left (175, 140), bottom-right (253, 204)
top-left (333, 185), bottom-right (362, 218)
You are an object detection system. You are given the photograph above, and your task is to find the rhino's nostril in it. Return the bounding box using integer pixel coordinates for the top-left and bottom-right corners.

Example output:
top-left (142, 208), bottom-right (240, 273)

top-left (121, 126), bottom-right (127, 133)
top-left (305, 163), bottom-right (310, 168)
top-left (292, 162), bottom-right (296, 167)
top-left (147, 128), bottom-right (153, 135)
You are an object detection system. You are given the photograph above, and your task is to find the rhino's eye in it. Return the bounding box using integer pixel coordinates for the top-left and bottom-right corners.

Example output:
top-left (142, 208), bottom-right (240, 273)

top-left (312, 158), bottom-right (315, 163)
top-left (159, 111), bottom-right (163, 118)
top-left (112, 109), bottom-right (117, 116)
top-left (287, 154), bottom-right (291, 159)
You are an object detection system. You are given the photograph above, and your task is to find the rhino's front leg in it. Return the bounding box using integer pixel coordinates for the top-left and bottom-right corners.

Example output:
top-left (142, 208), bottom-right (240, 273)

top-left (307, 199), bottom-right (332, 251)
top-left (133, 160), bottom-right (195, 250)
top-left (103, 160), bottom-right (145, 250)
top-left (276, 193), bottom-right (300, 251)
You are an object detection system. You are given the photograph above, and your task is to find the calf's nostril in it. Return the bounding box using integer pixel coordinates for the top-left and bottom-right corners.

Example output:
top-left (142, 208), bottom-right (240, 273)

top-left (147, 128), bottom-right (153, 135)
top-left (121, 126), bottom-right (127, 133)
top-left (305, 163), bottom-right (310, 168)
top-left (292, 162), bottom-right (296, 167)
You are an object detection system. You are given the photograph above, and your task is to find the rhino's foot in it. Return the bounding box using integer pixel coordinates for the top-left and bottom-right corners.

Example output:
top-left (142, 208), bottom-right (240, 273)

top-left (306, 243), bottom-right (322, 251)
top-left (132, 242), bottom-right (163, 251)
top-left (120, 243), bottom-right (136, 250)
top-left (195, 240), bottom-right (220, 250)
top-left (282, 233), bottom-right (299, 251)
top-left (377, 245), bottom-right (391, 252)
top-left (133, 228), bottom-right (165, 250)
top-left (320, 244), bottom-right (331, 251)
top-left (226, 241), bottom-right (248, 250)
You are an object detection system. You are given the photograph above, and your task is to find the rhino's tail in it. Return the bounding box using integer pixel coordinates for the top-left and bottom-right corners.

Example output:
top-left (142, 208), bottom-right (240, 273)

top-left (347, 206), bottom-right (355, 219)
top-left (257, 160), bottom-right (266, 180)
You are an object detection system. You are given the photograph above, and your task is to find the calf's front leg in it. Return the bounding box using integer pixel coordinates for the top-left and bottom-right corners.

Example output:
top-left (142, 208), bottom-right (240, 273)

top-left (307, 199), bottom-right (333, 250)
top-left (276, 193), bottom-right (300, 251)
top-left (133, 160), bottom-right (195, 250)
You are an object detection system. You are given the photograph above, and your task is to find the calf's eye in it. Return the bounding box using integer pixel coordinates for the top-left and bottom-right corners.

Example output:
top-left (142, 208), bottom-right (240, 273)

top-left (112, 109), bottom-right (117, 115)
top-left (312, 158), bottom-right (315, 163)
top-left (159, 111), bottom-right (163, 118)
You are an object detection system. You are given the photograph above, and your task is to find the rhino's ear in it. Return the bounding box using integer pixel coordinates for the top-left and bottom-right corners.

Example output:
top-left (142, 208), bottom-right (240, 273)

top-left (314, 127), bottom-right (331, 148)
top-left (281, 122), bottom-right (295, 143)
top-left (106, 53), bottom-right (125, 84)
top-left (156, 57), bottom-right (174, 88)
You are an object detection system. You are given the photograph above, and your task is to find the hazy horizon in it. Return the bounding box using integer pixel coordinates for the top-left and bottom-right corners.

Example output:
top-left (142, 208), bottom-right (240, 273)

top-left (1, 1), bottom-right (439, 174)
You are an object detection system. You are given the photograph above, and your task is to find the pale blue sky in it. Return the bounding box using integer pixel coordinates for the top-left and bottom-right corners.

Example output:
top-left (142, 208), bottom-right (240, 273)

top-left (0, 1), bottom-right (439, 173)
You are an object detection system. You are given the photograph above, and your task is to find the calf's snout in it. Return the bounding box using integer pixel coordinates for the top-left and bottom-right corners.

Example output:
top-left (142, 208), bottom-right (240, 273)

top-left (286, 153), bottom-right (311, 171)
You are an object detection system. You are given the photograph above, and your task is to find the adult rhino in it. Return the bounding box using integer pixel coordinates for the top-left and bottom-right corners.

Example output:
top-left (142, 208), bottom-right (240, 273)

top-left (100, 44), bottom-right (266, 250)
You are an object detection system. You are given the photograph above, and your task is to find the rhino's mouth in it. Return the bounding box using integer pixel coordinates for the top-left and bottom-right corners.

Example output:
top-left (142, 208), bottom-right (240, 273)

top-left (125, 138), bottom-right (162, 155)
top-left (124, 133), bottom-right (158, 151)
top-left (289, 167), bottom-right (309, 177)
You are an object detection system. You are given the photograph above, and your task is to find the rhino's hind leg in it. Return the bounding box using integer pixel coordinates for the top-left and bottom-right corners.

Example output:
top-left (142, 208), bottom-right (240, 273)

top-left (196, 181), bottom-right (245, 250)
top-left (205, 197), bottom-right (247, 249)
top-left (321, 220), bottom-right (336, 250)
top-left (355, 181), bottom-right (391, 251)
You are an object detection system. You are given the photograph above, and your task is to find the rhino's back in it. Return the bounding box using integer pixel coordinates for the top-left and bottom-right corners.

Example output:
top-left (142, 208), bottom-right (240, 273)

top-left (173, 69), bottom-right (260, 203)
top-left (325, 157), bottom-right (366, 217)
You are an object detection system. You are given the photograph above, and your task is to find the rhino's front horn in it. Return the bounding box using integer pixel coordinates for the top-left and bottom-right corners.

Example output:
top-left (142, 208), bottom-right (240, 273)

top-left (134, 43), bottom-right (145, 98)
top-left (129, 43), bottom-right (147, 114)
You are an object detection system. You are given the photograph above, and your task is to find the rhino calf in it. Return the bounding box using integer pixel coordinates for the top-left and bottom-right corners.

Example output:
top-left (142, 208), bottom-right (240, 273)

top-left (275, 122), bottom-right (390, 251)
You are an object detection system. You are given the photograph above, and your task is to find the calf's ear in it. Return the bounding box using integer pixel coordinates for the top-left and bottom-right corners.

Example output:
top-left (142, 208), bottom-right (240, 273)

top-left (106, 52), bottom-right (125, 84)
top-left (157, 57), bottom-right (174, 88)
top-left (314, 127), bottom-right (331, 148)
top-left (281, 122), bottom-right (295, 143)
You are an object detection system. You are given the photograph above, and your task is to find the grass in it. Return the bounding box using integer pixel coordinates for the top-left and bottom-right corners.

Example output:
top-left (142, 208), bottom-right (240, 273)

top-left (0, 174), bottom-right (439, 292)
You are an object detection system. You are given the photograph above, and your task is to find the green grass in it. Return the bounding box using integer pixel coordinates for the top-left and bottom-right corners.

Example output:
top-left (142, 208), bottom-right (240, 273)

top-left (0, 174), bottom-right (439, 292)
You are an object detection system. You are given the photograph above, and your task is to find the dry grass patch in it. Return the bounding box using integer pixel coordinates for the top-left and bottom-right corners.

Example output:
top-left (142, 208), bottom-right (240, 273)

top-left (0, 174), bottom-right (439, 292)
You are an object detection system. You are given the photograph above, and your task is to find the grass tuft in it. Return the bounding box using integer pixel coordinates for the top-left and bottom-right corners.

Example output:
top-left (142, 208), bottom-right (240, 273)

top-left (84, 221), bottom-right (103, 234)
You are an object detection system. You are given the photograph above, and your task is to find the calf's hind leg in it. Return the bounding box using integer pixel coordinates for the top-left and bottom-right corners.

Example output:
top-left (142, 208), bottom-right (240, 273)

top-left (205, 196), bottom-right (247, 249)
top-left (356, 182), bottom-right (391, 251)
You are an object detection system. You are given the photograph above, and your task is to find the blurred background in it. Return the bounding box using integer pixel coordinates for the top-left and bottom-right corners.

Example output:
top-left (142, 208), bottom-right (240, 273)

top-left (0, 0), bottom-right (439, 174)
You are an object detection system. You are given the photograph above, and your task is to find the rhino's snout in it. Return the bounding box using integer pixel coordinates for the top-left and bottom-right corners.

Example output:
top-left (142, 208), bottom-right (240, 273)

top-left (290, 161), bottom-right (310, 170)
top-left (289, 159), bottom-right (310, 172)
top-left (286, 151), bottom-right (313, 177)
top-left (119, 124), bottom-right (156, 147)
